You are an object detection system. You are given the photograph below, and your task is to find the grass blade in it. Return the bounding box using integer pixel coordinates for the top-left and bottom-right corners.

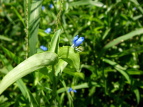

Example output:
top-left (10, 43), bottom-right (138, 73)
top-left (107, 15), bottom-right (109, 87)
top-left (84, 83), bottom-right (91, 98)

top-left (103, 28), bottom-right (143, 50)
top-left (103, 58), bottom-right (131, 84)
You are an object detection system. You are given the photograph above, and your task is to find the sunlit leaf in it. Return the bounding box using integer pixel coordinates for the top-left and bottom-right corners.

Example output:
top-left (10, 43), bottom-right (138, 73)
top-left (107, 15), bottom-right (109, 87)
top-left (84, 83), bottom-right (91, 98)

top-left (0, 52), bottom-right (58, 94)
top-left (58, 46), bottom-right (80, 72)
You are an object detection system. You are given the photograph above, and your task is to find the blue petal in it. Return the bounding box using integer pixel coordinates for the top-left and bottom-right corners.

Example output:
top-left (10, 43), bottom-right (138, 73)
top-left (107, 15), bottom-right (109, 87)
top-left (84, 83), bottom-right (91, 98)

top-left (44, 28), bottom-right (52, 34)
top-left (68, 88), bottom-right (73, 92)
top-left (72, 35), bottom-right (79, 44)
top-left (73, 90), bottom-right (77, 93)
top-left (74, 37), bottom-right (84, 47)
top-left (40, 45), bottom-right (48, 51)
top-left (133, 7), bottom-right (137, 10)
top-left (42, 6), bottom-right (45, 10)
top-left (49, 4), bottom-right (54, 8)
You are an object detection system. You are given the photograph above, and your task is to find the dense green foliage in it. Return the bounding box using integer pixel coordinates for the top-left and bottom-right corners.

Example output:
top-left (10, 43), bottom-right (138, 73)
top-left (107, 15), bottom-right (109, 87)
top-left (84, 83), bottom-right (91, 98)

top-left (1, 0), bottom-right (143, 106)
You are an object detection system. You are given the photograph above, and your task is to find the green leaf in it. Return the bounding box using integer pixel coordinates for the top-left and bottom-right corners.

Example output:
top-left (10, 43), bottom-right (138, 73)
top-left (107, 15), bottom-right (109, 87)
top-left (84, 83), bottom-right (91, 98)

top-left (58, 46), bottom-right (80, 72)
top-left (69, 0), bottom-right (106, 8)
top-left (109, 45), bottom-right (143, 58)
top-left (28, 0), bottom-right (43, 56)
top-left (55, 59), bottom-right (68, 76)
top-left (1, 46), bottom-right (22, 63)
top-left (1, 0), bottom-right (10, 3)
top-left (0, 54), bottom-right (30, 99)
top-left (103, 28), bottom-right (143, 50)
top-left (12, 7), bottom-right (25, 26)
top-left (127, 69), bottom-right (143, 75)
top-left (131, 0), bottom-right (143, 14)
top-left (63, 68), bottom-right (85, 79)
top-left (0, 35), bottom-right (13, 42)
top-left (102, 28), bottom-right (111, 40)
top-left (0, 52), bottom-right (58, 94)
top-left (49, 29), bottom-right (62, 53)
top-left (103, 58), bottom-right (131, 84)
top-left (133, 88), bottom-right (140, 104)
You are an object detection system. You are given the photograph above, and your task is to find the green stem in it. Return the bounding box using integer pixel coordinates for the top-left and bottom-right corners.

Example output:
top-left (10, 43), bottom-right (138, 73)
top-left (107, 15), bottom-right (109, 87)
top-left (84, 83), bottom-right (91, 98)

top-left (51, 65), bottom-right (58, 106)
top-left (24, 0), bottom-right (30, 59)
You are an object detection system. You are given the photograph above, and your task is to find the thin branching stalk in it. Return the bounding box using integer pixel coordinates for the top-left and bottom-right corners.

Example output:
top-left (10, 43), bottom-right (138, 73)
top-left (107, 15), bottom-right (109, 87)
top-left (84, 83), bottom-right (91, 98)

top-left (24, 0), bottom-right (29, 59)
top-left (55, 0), bottom-right (63, 30)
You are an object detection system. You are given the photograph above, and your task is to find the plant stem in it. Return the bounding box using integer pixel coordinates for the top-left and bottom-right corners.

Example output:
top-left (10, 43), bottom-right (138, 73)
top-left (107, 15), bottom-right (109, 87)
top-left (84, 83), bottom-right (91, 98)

top-left (51, 65), bottom-right (58, 106)
top-left (24, 0), bottom-right (30, 59)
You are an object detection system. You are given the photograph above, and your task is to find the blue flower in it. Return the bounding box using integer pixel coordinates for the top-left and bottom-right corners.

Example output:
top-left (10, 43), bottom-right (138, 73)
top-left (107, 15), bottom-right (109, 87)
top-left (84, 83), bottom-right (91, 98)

top-left (44, 28), bottom-right (52, 34)
top-left (72, 35), bottom-right (79, 44)
top-left (72, 35), bottom-right (84, 47)
top-left (68, 88), bottom-right (73, 92)
top-left (73, 89), bottom-right (77, 93)
top-left (49, 4), bottom-right (54, 9)
top-left (133, 7), bottom-right (137, 10)
top-left (42, 6), bottom-right (45, 10)
top-left (68, 88), bottom-right (77, 93)
top-left (40, 45), bottom-right (48, 51)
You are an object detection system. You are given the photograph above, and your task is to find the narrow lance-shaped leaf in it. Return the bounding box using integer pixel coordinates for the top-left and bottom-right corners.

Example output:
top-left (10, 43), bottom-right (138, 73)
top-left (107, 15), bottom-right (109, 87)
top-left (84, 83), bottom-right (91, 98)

top-left (29, 0), bottom-right (43, 56)
top-left (103, 58), bottom-right (131, 84)
top-left (103, 28), bottom-right (143, 50)
top-left (0, 54), bottom-right (30, 99)
top-left (0, 52), bottom-right (58, 95)
top-left (49, 29), bottom-right (62, 53)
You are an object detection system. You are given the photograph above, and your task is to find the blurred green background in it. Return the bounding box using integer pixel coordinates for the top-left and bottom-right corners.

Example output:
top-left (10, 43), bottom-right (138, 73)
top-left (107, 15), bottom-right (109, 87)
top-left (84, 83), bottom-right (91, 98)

top-left (1, 0), bottom-right (143, 106)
